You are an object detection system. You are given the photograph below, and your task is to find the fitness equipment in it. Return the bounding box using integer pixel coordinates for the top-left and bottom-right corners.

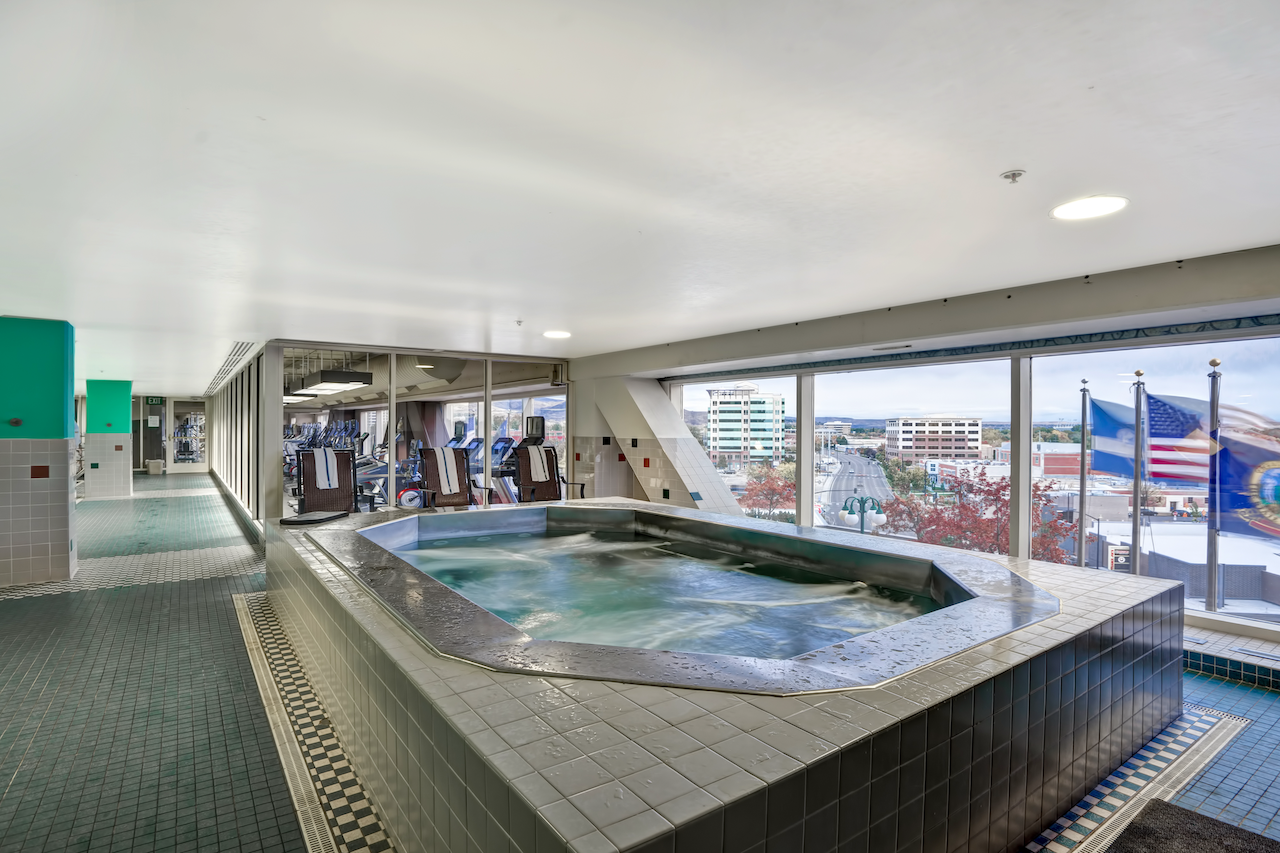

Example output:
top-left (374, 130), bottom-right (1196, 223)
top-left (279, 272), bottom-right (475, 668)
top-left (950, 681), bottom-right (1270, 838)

top-left (445, 421), bottom-right (468, 449)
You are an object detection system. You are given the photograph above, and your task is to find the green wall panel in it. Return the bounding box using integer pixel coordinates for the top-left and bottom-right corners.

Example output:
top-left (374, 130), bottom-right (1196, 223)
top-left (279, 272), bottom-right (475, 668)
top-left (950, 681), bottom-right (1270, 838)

top-left (0, 317), bottom-right (75, 440)
top-left (87, 380), bottom-right (133, 434)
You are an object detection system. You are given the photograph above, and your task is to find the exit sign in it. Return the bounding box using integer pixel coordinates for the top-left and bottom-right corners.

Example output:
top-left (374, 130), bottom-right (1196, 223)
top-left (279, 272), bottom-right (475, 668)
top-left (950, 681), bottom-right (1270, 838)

top-left (145, 396), bottom-right (164, 405)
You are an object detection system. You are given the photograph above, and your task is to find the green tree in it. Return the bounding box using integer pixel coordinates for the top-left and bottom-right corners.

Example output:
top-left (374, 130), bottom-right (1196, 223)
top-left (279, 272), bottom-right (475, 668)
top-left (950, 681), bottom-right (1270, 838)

top-left (982, 428), bottom-right (1009, 446)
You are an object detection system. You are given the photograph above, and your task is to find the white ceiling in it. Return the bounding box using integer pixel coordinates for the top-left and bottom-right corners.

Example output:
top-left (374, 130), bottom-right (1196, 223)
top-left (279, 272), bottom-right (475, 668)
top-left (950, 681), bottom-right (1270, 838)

top-left (3, 1), bottom-right (1280, 396)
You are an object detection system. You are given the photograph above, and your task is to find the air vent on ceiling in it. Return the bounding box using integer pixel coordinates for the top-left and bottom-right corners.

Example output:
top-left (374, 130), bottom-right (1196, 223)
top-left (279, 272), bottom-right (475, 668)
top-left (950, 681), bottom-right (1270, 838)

top-left (203, 342), bottom-right (257, 396)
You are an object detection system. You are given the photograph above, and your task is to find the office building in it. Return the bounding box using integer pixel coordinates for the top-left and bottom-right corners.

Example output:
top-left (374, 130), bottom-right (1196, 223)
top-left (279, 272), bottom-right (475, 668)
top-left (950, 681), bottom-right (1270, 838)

top-left (704, 382), bottom-right (786, 467)
top-left (885, 415), bottom-right (984, 460)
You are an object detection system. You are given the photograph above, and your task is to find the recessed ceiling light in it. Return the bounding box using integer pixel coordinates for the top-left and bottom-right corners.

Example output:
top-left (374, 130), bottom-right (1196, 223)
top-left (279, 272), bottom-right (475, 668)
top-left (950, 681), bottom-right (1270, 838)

top-left (1051, 195), bottom-right (1129, 220)
top-left (543, 331), bottom-right (571, 339)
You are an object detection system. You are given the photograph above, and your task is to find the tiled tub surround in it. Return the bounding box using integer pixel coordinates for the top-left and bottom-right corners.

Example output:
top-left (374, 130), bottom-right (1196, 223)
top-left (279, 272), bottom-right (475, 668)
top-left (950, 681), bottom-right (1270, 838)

top-left (84, 431), bottom-right (134, 498)
top-left (308, 504), bottom-right (1060, 694)
top-left (267, 507), bottom-right (1184, 853)
top-left (0, 437), bottom-right (76, 587)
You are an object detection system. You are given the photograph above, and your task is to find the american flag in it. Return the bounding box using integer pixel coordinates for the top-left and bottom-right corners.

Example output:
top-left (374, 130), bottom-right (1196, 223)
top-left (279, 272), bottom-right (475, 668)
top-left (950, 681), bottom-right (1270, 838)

top-left (1145, 395), bottom-right (1212, 483)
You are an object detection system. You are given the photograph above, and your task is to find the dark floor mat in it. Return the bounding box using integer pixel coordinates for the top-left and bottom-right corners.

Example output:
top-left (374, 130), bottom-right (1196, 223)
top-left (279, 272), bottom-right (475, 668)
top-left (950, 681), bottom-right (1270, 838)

top-left (1107, 798), bottom-right (1280, 852)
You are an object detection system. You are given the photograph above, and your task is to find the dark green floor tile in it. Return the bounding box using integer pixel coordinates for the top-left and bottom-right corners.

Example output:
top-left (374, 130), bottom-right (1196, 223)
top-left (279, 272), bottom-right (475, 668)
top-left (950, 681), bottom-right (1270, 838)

top-left (0, 576), bottom-right (305, 852)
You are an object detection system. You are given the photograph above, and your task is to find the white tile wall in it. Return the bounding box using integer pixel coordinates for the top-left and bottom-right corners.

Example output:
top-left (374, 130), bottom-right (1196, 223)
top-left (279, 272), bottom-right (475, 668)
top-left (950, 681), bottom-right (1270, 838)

top-left (0, 438), bottom-right (77, 587)
top-left (83, 432), bottom-right (134, 499)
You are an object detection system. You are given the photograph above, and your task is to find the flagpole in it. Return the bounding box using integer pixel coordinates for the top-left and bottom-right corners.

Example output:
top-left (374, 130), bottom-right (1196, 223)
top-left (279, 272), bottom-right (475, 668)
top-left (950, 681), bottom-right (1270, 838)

top-left (1207, 358), bottom-right (1222, 612)
top-left (1131, 371), bottom-right (1145, 576)
top-left (1078, 379), bottom-right (1090, 567)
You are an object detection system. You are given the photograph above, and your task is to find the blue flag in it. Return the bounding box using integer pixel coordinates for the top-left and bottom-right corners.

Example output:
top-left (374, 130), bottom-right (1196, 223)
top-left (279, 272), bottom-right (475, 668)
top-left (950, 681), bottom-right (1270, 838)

top-left (1217, 424), bottom-right (1280, 539)
top-left (1088, 397), bottom-right (1139, 478)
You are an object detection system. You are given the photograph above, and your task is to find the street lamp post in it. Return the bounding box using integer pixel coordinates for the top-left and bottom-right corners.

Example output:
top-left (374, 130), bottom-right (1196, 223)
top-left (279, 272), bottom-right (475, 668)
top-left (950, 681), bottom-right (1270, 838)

top-left (840, 495), bottom-right (887, 534)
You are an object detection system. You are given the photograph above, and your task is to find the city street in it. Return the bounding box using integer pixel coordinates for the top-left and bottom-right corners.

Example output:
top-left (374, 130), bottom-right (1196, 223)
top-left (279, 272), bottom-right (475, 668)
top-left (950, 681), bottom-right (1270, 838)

top-left (819, 449), bottom-right (894, 524)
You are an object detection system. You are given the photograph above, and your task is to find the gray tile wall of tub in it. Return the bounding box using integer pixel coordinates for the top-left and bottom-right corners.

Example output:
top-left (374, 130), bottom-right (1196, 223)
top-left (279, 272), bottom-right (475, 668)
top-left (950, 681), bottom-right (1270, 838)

top-left (268, 528), bottom-right (540, 853)
top-left (267, 521), bottom-right (1184, 853)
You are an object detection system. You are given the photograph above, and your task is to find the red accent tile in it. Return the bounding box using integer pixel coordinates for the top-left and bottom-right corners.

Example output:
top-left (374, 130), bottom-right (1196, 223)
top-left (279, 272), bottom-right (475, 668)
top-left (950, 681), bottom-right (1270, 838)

top-left (30, 465), bottom-right (49, 479)
top-left (643, 458), bottom-right (650, 468)
top-left (115, 445), bottom-right (123, 451)
top-left (575, 453), bottom-right (581, 461)
top-left (618, 454), bottom-right (626, 462)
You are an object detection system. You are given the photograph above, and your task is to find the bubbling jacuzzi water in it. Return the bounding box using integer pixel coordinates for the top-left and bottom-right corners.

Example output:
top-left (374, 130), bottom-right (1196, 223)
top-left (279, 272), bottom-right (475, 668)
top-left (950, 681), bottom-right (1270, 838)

top-left (394, 529), bottom-right (931, 659)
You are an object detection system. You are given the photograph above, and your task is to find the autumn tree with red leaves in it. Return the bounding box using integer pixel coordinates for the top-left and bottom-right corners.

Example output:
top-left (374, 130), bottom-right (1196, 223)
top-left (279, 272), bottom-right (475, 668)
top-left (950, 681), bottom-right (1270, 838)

top-left (881, 467), bottom-right (1073, 562)
top-left (742, 465), bottom-right (797, 520)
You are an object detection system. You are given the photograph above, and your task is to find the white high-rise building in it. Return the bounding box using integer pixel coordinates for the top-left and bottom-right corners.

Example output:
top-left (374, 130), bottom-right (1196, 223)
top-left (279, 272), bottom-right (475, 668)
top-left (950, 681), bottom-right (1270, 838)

top-left (885, 415), bottom-right (983, 461)
top-left (704, 382), bottom-right (786, 468)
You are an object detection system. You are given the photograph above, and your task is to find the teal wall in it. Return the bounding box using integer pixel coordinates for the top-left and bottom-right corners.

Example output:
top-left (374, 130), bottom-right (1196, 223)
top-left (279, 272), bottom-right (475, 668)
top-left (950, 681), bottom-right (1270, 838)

top-left (0, 317), bottom-right (75, 440)
top-left (87, 380), bottom-right (133, 434)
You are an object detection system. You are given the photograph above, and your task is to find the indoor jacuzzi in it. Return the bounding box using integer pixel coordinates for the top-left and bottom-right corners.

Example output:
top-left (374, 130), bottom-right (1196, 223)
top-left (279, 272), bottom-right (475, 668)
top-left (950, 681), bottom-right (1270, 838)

top-left (267, 499), bottom-right (1183, 853)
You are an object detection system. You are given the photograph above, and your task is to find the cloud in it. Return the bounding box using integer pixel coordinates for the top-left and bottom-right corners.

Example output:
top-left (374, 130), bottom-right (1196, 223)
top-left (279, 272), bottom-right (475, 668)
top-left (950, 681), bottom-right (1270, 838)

top-left (680, 337), bottom-right (1280, 421)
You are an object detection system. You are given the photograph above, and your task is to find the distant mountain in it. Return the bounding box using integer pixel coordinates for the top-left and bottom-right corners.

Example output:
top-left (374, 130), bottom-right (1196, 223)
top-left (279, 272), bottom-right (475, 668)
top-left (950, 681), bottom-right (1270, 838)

top-left (816, 417), bottom-right (886, 429)
top-left (684, 410), bottom-right (708, 426)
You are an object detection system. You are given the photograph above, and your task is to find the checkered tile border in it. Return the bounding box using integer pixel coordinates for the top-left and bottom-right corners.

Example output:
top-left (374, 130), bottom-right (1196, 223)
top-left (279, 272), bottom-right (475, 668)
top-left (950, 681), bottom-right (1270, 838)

top-left (243, 592), bottom-right (394, 853)
top-left (1026, 705), bottom-right (1230, 852)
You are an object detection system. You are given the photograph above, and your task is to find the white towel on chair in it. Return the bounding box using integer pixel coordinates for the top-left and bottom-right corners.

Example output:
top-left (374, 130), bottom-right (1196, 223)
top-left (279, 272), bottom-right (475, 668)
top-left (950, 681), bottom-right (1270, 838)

top-left (431, 447), bottom-right (460, 495)
top-left (528, 446), bottom-right (551, 482)
top-left (316, 448), bottom-right (340, 490)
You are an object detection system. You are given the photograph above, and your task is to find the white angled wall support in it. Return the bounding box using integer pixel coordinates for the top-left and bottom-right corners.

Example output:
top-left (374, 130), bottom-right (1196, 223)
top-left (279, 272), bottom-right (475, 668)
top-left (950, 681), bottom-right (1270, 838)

top-left (1009, 356), bottom-right (1033, 561)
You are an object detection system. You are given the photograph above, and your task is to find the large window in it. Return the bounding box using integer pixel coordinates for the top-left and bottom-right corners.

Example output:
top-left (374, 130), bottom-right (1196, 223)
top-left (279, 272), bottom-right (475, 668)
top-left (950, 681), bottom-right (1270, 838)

top-left (1033, 337), bottom-right (1280, 622)
top-left (814, 361), bottom-right (1016, 555)
top-left (682, 378), bottom-right (796, 520)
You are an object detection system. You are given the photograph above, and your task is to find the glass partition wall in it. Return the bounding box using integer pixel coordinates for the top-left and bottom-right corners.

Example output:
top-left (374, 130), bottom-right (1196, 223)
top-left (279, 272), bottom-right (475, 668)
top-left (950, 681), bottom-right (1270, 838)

top-left (275, 351), bottom-right (568, 514)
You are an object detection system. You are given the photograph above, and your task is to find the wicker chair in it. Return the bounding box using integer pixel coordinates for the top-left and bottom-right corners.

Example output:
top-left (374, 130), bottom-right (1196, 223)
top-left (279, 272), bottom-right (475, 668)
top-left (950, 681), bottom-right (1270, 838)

top-left (297, 449), bottom-right (359, 513)
top-left (514, 446), bottom-right (584, 502)
top-left (420, 447), bottom-right (490, 509)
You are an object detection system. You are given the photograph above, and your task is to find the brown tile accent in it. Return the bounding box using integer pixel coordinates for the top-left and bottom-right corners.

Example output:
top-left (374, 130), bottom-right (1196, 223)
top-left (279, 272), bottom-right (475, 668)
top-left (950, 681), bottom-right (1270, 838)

top-left (115, 445), bottom-right (123, 451)
top-left (30, 465), bottom-right (50, 479)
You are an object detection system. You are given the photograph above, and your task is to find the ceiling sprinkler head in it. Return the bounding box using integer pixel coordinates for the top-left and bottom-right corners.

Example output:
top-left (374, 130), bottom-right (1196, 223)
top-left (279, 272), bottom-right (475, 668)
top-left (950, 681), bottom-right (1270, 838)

top-left (1001, 170), bottom-right (1026, 184)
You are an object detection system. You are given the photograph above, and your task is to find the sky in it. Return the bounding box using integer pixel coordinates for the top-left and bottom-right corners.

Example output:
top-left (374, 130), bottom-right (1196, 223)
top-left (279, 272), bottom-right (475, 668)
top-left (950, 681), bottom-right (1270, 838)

top-left (680, 336), bottom-right (1280, 421)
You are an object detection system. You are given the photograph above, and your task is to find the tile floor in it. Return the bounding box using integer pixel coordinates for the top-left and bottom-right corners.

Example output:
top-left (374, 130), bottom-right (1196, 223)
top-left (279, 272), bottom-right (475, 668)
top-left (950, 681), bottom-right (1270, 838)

top-left (1175, 673), bottom-right (1280, 837)
top-left (0, 476), bottom-right (305, 853)
top-left (76, 494), bottom-right (251, 558)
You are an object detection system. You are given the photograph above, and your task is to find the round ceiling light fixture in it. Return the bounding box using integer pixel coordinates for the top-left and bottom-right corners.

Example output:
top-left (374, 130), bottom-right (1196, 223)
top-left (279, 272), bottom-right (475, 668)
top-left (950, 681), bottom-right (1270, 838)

top-left (1050, 195), bottom-right (1129, 220)
top-left (543, 330), bottom-right (571, 339)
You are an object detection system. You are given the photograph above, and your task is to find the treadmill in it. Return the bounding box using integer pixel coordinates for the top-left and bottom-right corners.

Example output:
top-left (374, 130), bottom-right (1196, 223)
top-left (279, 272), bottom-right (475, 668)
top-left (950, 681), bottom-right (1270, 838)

top-left (445, 421), bottom-right (468, 449)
